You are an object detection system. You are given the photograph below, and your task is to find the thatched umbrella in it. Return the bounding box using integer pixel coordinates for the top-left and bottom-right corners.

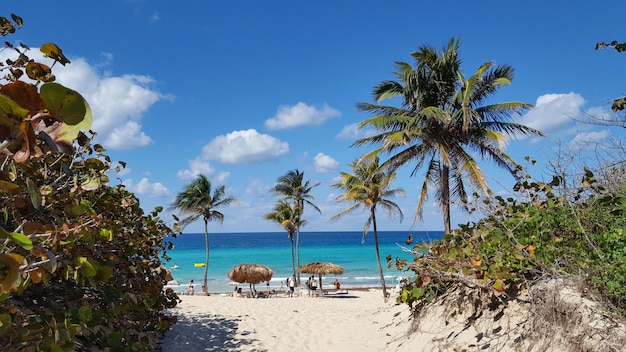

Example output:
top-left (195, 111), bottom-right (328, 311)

top-left (299, 261), bottom-right (345, 292)
top-left (227, 263), bottom-right (274, 292)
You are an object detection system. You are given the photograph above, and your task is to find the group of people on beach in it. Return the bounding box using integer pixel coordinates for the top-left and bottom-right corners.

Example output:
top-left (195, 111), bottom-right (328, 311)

top-left (280, 275), bottom-right (340, 297)
top-left (185, 276), bottom-right (341, 297)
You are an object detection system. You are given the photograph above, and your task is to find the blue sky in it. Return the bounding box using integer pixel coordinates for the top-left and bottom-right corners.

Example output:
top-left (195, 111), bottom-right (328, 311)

top-left (5, 1), bottom-right (626, 233)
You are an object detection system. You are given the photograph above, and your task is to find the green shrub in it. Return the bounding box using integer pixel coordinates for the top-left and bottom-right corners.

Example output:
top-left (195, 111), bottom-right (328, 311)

top-left (394, 169), bottom-right (626, 316)
top-left (0, 13), bottom-right (178, 351)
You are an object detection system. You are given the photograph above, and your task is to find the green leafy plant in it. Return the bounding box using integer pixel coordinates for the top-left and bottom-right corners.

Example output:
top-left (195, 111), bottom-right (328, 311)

top-left (0, 13), bottom-right (178, 351)
top-left (394, 164), bottom-right (626, 317)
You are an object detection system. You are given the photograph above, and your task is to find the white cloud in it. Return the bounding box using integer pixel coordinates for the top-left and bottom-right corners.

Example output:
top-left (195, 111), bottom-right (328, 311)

top-left (264, 102), bottom-right (340, 130)
top-left (41, 54), bottom-right (170, 150)
top-left (176, 158), bottom-right (232, 184)
top-left (122, 177), bottom-right (170, 197)
top-left (150, 13), bottom-right (160, 22)
top-left (336, 122), bottom-right (376, 140)
top-left (314, 152), bottom-right (340, 173)
top-left (202, 129), bottom-right (289, 164)
top-left (176, 158), bottom-right (217, 180)
top-left (569, 130), bottom-right (611, 147)
top-left (246, 178), bottom-right (272, 197)
top-left (105, 121), bottom-right (152, 149)
top-left (520, 93), bottom-right (584, 134)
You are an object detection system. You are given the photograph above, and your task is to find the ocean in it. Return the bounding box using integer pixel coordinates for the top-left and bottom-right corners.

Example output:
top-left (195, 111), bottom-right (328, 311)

top-left (162, 230), bottom-right (443, 293)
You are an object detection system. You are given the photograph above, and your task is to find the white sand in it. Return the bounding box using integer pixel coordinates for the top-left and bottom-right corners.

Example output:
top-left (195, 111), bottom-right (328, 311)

top-left (160, 282), bottom-right (626, 352)
top-left (160, 288), bottom-right (415, 352)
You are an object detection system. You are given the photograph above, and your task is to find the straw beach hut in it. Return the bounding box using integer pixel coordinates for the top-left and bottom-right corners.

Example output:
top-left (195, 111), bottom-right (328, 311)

top-left (299, 261), bottom-right (345, 292)
top-left (227, 263), bottom-right (274, 292)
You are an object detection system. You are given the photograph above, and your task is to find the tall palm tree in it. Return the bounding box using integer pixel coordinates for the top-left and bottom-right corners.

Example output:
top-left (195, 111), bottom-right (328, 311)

top-left (264, 199), bottom-right (302, 278)
top-left (354, 37), bottom-right (543, 234)
top-left (271, 169), bottom-right (320, 284)
top-left (169, 175), bottom-right (237, 294)
top-left (330, 157), bottom-right (405, 299)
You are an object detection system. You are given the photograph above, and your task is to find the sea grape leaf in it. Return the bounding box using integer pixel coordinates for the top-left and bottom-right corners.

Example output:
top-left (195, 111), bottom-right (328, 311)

top-left (10, 14), bottom-right (23, 28)
top-left (40, 83), bottom-right (87, 125)
top-left (0, 180), bottom-right (19, 194)
top-left (78, 306), bottom-right (92, 323)
top-left (0, 17), bottom-right (15, 36)
top-left (75, 257), bottom-right (97, 277)
top-left (0, 81), bottom-right (45, 114)
top-left (0, 253), bottom-right (23, 294)
top-left (0, 92), bottom-right (29, 119)
top-left (64, 204), bottom-right (87, 216)
top-left (40, 43), bottom-right (70, 65)
top-left (25, 61), bottom-right (52, 82)
top-left (0, 313), bottom-right (11, 336)
top-left (29, 267), bottom-right (45, 284)
top-left (55, 97), bottom-right (93, 144)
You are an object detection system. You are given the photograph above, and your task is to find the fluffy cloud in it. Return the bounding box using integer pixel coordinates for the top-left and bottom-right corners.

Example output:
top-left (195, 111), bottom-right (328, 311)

top-left (520, 93), bottom-right (585, 134)
top-left (265, 102), bottom-right (340, 130)
top-left (202, 129), bottom-right (289, 164)
top-left (314, 152), bottom-right (340, 173)
top-left (122, 177), bottom-right (170, 197)
top-left (43, 54), bottom-right (170, 150)
top-left (176, 158), bottom-right (231, 183)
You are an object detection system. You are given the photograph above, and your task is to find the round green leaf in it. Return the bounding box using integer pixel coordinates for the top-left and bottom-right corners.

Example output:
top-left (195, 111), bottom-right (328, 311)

top-left (40, 83), bottom-right (87, 125)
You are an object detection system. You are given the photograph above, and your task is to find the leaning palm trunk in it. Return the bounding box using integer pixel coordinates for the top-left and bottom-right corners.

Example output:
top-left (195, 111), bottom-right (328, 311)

top-left (371, 207), bottom-right (388, 299)
top-left (202, 219), bottom-right (209, 294)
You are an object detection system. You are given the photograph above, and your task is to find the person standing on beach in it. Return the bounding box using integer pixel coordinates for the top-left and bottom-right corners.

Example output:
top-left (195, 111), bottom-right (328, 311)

top-left (186, 280), bottom-right (195, 295)
top-left (287, 275), bottom-right (295, 297)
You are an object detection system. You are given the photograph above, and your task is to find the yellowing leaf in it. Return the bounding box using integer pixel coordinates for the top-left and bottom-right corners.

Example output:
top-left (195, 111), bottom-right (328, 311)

top-left (0, 253), bottom-right (23, 294)
top-left (40, 43), bottom-right (70, 65)
top-left (492, 279), bottom-right (505, 296)
top-left (29, 267), bottom-right (45, 284)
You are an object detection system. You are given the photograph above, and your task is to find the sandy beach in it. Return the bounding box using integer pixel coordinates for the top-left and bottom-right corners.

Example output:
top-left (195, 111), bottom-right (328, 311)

top-left (160, 287), bottom-right (415, 352)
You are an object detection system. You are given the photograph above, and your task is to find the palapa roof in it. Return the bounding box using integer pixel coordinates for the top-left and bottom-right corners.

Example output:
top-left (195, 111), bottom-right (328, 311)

top-left (227, 263), bottom-right (274, 284)
top-left (299, 261), bottom-right (345, 275)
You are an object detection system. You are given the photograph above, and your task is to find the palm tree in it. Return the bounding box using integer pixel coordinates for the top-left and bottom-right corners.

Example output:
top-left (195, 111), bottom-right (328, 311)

top-left (264, 199), bottom-right (302, 278)
top-left (354, 37), bottom-right (543, 234)
top-left (330, 156), bottom-right (405, 299)
top-left (169, 175), bottom-right (237, 294)
top-left (271, 169), bottom-right (320, 284)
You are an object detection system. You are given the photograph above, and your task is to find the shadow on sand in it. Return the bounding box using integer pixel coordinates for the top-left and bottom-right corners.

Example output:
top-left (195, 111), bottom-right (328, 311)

top-left (160, 313), bottom-right (266, 352)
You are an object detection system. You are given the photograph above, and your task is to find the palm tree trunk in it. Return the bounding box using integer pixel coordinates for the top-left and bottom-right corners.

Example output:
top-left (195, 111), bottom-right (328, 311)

top-left (371, 206), bottom-right (388, 299)
top-left (289, 234), bottom-right (296, 278)
top-left (295, 225), bottom-right (301, 285)
top-left (441, 164), bottom-right (451, 234)
top-left (203, 219), bottom-right (209, 294)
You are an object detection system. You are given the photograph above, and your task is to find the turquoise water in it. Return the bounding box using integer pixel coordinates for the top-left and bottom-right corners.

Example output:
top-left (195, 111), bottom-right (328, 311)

top-left (163, 231), bottom-right (442, 293)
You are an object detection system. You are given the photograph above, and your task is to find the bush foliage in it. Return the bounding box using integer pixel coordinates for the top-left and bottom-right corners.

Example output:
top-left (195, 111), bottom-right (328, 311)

top-left (0, 14), bottom-right (178, 351)
top-left (394, 164), bottom-right (626, 317)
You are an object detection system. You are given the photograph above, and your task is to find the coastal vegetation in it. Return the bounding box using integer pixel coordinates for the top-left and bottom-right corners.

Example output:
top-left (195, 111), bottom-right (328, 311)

top-left (382, 40), bottom-right (626, 349)
top-left (169, 175), bottom-right (237, 294)
top-left (0, 14), bottom-right (178, 351)
top-left (270, 169), bottom-right (320, 284)
top-left (331, 157), bottom-right (405, 299)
